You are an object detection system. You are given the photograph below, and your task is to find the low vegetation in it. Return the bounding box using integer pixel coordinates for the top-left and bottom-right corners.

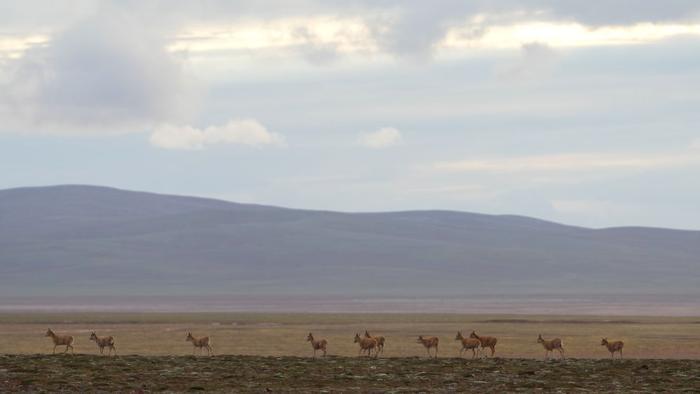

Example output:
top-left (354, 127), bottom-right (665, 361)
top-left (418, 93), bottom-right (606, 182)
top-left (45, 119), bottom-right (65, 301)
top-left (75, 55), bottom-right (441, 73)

top-left (1, 354), bottom-right (698, 392)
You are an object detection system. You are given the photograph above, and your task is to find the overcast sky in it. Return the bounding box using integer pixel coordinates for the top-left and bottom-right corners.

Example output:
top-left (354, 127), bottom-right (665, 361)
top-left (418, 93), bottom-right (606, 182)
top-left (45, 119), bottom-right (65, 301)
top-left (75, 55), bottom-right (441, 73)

top-left (1, 0), bottom-right (699, 229)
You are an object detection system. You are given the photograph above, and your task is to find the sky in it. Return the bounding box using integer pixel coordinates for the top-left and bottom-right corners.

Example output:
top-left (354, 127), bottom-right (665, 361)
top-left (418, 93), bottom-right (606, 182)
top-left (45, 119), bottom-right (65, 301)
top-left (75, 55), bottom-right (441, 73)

top-left (1, 0), bottom-right (699, 229)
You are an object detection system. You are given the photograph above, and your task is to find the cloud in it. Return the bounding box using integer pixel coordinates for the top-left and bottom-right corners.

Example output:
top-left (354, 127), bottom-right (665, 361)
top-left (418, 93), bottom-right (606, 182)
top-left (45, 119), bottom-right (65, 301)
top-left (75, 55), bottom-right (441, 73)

top-left (150, 119), bottom-right (284, 150)
top-left (369, 0), bottom-right (700, 58)
top-left (432, 151), bottom-right (700, 173)
top-left (692, 139), bottom-right (700, 149)
top-left (3, 2), bottom-right (700, 66)
top-left (0, 9), bottom-right (199, 135)
top-left (494, 41), bottom-right (558, 79)
top-left (358, 127), bottom-right (402, 149)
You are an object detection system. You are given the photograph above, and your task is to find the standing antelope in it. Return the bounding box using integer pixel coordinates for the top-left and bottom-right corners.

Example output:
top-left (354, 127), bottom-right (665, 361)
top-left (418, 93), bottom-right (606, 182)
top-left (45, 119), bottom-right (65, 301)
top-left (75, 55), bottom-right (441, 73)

top-left (364, 330), bottom-right (385, 355)
top-left (89, 332), bottom-right (116, 356)
top-left (455, 331), bottom-right (481, 359)
top-left (354, 333), bottom-right (378, 358)
top-left (469, 331), bottom-right (497, 357)
top-left (186, 332), bottom-right (213, 356)
top-left (537, 334), bottom-right (565, 360)
top-left (416, 335), bottom-right (439, 358)
top-left (45, 328), bottom-right (74, 354)
top-left (306, 333), bottom-right (327, 358)
top-left (601, 338), bottom-right (624, 359)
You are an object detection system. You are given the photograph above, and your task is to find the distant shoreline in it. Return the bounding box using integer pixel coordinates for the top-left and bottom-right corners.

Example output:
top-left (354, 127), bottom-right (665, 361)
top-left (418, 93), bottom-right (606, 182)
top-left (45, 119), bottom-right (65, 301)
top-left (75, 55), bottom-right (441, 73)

top-left (1, 294), bottom-right (697, 316)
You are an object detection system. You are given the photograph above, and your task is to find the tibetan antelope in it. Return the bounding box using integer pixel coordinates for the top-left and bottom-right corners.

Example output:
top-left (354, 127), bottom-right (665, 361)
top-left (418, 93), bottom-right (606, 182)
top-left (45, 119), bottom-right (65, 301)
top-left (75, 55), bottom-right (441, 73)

top-left (89, 332), bottom-right (116, 356)
top-left (354, 333), bottom-right (378, 358)
top-left (186, 332), bottom-right (213, 356)
top-left (455, 331), bottom-right (481, 359)
top-left (306, 333), bottom-right (327, 358)
top-left (469, 331), bottom-right (497, 357)
top-left (601, 338), bottom-right (624, 359)
top-left (45, 328), bottom-right (74, 354)
top-left (416, 335), bottom-right (439, 358)
top-left (537, 334), bottom-right (565, 360)
top-left (364, 330), bottom-right (385, 355)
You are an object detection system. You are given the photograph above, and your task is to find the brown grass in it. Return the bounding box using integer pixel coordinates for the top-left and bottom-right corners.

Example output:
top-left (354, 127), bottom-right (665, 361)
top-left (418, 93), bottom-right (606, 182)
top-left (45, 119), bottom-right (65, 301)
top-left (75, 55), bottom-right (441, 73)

top-left (0, 313), bottom-right (698, 359)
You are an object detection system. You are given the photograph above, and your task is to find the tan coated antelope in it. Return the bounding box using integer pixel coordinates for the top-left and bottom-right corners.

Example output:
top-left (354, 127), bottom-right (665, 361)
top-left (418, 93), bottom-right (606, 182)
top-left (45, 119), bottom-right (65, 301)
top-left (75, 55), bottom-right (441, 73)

top-left (416, 335), bottom-right (439, 358)
top-left (364, 330), bottom-right (385, 355)
top-left (537, 334), bottom-right (565, 360)
top-left (306, 333), bottom-right (327, 358)
top-left (601, 338), bottom-right (624, 359)
top-left (455, 331), bottom-right (481, 359)
top-left (45, 328), bottom-right (74, 354)
top-left (354, 333), bottom-right (378, 358)
top-left (186, 332), bottom-right (213, 356)
top-left (469, 331), bottom-right (497, 357)
top-left (89, 332), bottom-right (116, 356)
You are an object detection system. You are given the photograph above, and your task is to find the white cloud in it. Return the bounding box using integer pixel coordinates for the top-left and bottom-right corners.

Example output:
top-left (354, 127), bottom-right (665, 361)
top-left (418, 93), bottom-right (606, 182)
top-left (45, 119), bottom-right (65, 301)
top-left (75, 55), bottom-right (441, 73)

top-left (432, 151), bottom-right (700, 173)
top-left (691, 139), bottom-right (700, 150)
top-left (0, 10), bottom-right (199, 135)
top-left (166, 17), bottom-right (700, 62)
top-left (0, 34), bottom-right (48, 60)
top-left (150, 119), bottom-right (284, 150)
top-left (358, 127), bottom-right (402, 149)
top-left (495, 41), bottom-right (558, 79)
top-left (441, 21), bottom-right (700, 51)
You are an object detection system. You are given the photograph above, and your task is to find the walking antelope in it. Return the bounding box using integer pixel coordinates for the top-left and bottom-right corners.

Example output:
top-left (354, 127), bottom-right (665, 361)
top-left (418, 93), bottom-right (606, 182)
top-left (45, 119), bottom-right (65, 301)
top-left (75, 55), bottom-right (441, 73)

top-left (306, 333), bottom-right (327, 358)
top-left (89, 332), bottom-right (116, 356)
top-left (416, 335), bottom-right (439, 358)
top-left (354, 333), bottom-right (378, 358)
top-left (364, 330), bottom-right (385, 354)
top-left (455, 331), bottom-right (481, 359)
top-left (469, 331), bottom-right (497, 357)
top-left (45, 328), bottom-right (74, 354)
top-left (537, 334), bottom-right (565, 360)
top-left (601, 338), bottom-right (624, 359)
top-left (186, 332), bottom-right (213, 356)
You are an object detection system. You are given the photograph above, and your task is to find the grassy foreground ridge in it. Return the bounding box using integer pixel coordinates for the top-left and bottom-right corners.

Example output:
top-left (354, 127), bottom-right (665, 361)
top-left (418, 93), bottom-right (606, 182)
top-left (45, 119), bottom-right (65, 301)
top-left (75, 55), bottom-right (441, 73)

top-left (1, 354), bottom-right (699, 392)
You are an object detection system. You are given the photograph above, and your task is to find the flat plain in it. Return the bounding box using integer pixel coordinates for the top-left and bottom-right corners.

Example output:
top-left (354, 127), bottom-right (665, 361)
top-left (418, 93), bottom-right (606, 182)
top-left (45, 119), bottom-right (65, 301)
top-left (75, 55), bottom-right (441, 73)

top-left (1, 313), bottom-right (699, 392)
top-left (1, 313), bottom-right (699, 358)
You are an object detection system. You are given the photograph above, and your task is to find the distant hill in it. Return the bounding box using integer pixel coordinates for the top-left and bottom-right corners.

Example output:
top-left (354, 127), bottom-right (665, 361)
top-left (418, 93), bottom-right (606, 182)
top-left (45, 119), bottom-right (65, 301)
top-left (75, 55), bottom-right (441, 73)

top-left (1, 185), bottom-right (698, 297)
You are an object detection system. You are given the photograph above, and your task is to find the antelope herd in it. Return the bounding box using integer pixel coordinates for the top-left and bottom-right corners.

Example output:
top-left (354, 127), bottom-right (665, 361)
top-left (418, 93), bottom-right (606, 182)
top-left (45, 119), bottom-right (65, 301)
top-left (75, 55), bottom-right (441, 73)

top-left (41, 328), bottom-right (626, 360)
